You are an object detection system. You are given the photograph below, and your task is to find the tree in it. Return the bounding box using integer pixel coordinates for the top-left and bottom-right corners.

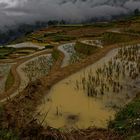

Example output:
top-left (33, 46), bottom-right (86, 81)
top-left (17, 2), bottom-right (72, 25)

top-left (134, 9), bottom-right (140, 16)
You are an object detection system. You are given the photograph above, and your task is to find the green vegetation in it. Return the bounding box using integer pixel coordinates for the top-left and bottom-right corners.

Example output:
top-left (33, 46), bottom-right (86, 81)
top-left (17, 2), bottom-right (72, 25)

top-left (22, 55), bottom-right (54, 81)
top-left (70, 52), bottom-right (85, 64)
top-left (14, 50), bottom-right (34, 55)
top-left (102, 32), bottom-right (138, 45)
top-left (0, 105), bottom-right (19, 140)
top-left (56, 24), bottom-right (84, 27)
top-left (0, 129), bottom-right (19, 140)
top-left (126, 29), bottom-right (140, 34)
top-left (16, 47), bottom-right (38, 51)
top-left (0, 46), bottom-right (15, 59)
top-left (25, 31), bottom-right (76, 43)
top-left (45, 45), bottom-right (54, 49)
top-left (109, 95), bottom-right (140, 139)
top-left (134, 9), bottom-right (140, 16)
top-left (13, 48), bottom-right (37, 57)
top-left (129, 134), bottom-right (140, 140)
top-left (43, 32), bottom-right (62, 37)
top-left (0, 46), bottom-right (37, 59)
top-left (92, 22), bottom-right (115, 28)
top-left (124, 23), bottom-right (140, 34)
top-left (5, 70), bottom-right (14, 91)
top-left (52, 35), bottom-right (75, 42)
top-left (0, 105), bottom-right (4, 118)
top-left (75, 45), bottom-right (140, 110)
top-left (74, 41), bottom-right (98, 55)
top-left (52, 50), bottom-right (60, 60)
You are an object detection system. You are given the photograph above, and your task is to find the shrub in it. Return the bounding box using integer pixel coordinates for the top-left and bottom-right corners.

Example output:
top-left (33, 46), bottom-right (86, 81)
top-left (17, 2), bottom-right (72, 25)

top-left (0, 129), bottom-right (19, 140)
top-left (45, 45), bottom-right (54, 49)
top-left (52, 50), bottom-right (59, 60)
top-left (109, 98), bottom-right (140, 137)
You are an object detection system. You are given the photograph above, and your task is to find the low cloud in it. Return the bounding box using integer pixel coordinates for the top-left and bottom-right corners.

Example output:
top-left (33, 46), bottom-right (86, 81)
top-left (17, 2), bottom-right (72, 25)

top-left (0, 0), bottom-right (140, 28)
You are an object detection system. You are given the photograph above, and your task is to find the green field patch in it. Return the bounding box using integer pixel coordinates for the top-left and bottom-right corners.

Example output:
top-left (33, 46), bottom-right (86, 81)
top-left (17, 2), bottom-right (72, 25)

top-left (102, 32), bottom-right (139, 45)
top-left (52, 50), bottom-right (60, 60)
top-left (51, 35), bottom-right (76, 42)
top-left (109, 94), bottom-right (140, 139)
top-left (5, 70), bottom-right (14, 92)
top-left (74, 41), bottom-right (99, 55)
top-left (0, 47), bottom-right (15, 59)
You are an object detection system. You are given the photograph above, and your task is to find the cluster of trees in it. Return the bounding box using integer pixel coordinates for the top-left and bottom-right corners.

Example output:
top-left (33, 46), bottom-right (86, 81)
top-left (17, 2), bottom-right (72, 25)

top-left (134, 9), bottom-right (140, 16)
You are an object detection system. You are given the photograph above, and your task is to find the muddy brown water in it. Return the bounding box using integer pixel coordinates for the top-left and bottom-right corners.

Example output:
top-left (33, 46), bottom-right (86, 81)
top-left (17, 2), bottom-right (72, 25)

top-left (36, 47), bottom-right (139, 130)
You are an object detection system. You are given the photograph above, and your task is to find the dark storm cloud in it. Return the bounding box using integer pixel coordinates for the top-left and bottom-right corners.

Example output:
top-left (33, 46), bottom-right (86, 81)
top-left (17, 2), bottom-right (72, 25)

top-left (0, 0), bottom-right (140, 28)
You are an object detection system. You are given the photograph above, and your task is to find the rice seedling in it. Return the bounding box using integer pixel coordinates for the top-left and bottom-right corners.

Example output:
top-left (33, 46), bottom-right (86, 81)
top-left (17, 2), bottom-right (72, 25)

top-left (22, 55), bottom-right (54, 82)
top-left (74, 44), bottom-right (140, 108)
top-left (59, 43), bottom-right (85, 66)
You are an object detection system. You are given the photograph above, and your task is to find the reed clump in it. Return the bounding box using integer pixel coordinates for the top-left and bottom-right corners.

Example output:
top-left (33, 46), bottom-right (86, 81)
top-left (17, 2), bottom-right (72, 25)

top-left (74, 44), bottom-right (140, 107)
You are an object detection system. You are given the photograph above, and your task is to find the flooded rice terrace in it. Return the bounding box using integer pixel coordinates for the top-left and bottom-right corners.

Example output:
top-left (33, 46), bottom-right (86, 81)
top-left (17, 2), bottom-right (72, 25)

top-left (36, 44), bottom-right (140, 130)
top-left (58, 43), bottom-right (85, 67)
top-left (17, 54), bottom-right (53, 93)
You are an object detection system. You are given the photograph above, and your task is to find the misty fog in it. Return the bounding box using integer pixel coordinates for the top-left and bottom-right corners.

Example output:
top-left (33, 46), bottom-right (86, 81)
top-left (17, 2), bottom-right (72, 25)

top-left (0, 0), bottom-right (140, 28)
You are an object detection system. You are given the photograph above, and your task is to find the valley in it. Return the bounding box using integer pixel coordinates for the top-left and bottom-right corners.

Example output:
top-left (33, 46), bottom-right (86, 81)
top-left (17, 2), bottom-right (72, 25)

top-left (0, 17), bottom-right (140, 140)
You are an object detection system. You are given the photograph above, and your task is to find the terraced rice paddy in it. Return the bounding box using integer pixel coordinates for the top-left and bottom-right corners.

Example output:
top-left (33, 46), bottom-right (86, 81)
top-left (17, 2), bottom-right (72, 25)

top-left (18, 54), bottom-right (53, 91)
top-left (58, 43), bottom-right (85, 67)
top-left (36, 44), bottom-right (140, 130)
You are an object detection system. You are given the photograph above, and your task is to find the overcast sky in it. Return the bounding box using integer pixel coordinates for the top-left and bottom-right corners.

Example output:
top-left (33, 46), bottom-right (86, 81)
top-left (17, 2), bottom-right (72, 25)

top-left (0, 0), bottom-right (140, 28)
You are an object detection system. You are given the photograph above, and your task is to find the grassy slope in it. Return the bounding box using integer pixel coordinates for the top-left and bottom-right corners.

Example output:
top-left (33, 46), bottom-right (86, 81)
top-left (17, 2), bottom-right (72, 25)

top-left (74, 41), bottom-right (99, 55)
top-left (52, 49), bottom-right (60, 60)
top-left (0, 104), bottom-right (19, 140)
top-left (5, 70), bottom-right (15, 92)
top-left (0, 47), bottom-right (15, 59)
top-left (109, 94), bottom-right (140, 140)
top-left (102, 32), bottom-right (139, 45)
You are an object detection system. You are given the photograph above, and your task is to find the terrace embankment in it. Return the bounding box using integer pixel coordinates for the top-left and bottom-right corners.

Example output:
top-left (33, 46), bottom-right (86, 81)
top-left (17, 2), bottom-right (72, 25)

top-left (0, 40), bottom-right (140, 140)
